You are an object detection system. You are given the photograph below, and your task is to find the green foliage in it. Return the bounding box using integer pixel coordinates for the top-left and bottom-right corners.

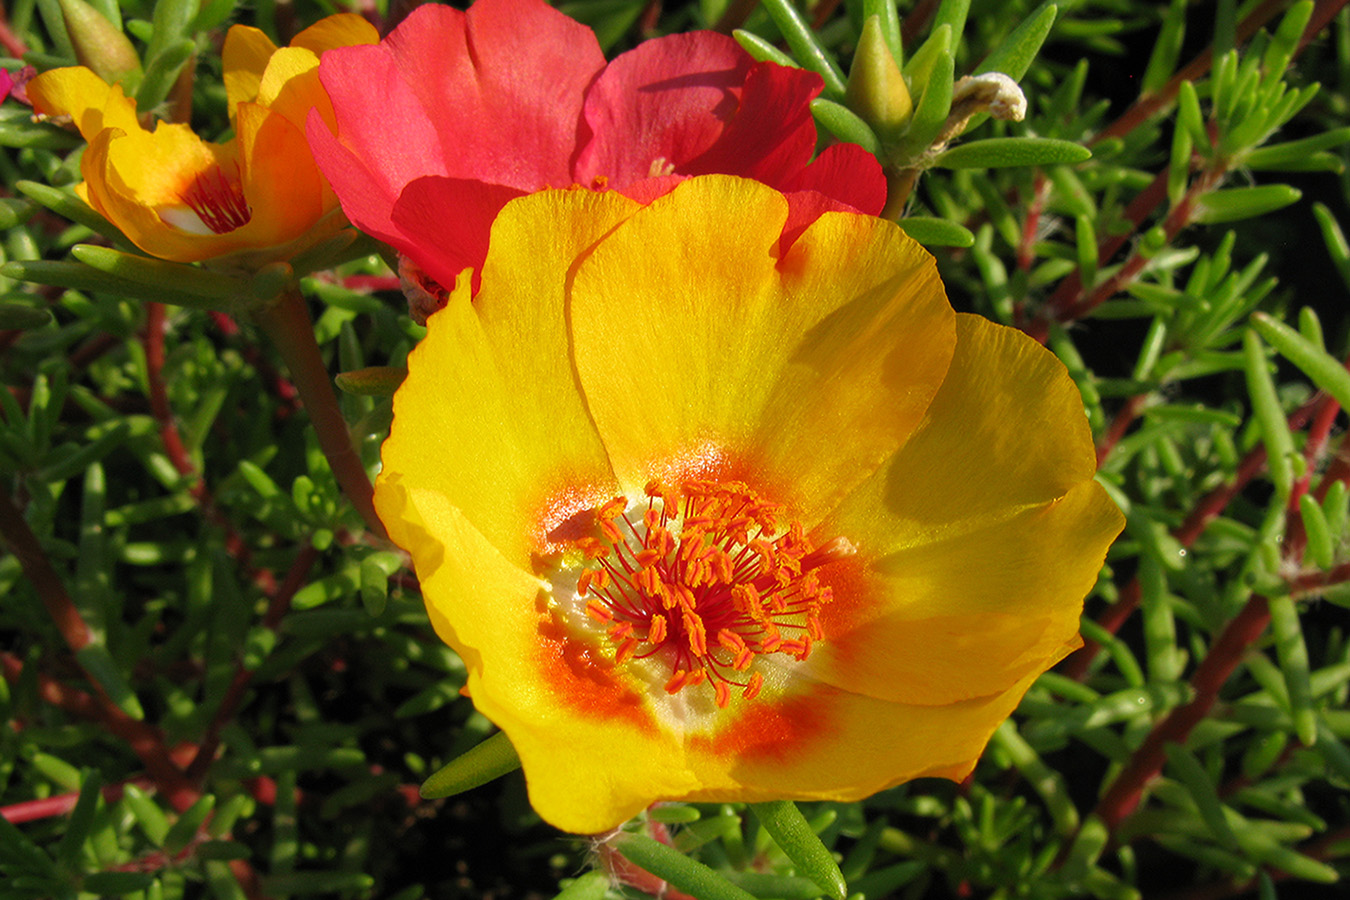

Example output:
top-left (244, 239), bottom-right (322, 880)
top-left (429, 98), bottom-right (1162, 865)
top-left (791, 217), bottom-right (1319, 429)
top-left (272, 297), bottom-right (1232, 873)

top-left (2, 1), bottom-right (1349, 899)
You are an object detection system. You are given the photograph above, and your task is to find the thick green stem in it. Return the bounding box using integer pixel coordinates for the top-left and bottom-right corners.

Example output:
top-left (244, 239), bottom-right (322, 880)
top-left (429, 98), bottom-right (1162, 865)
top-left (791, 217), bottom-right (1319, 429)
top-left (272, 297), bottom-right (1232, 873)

top-left (882, 168), bottom-right (919, 220)
top-left (253, 289), bottom-right (386, 539)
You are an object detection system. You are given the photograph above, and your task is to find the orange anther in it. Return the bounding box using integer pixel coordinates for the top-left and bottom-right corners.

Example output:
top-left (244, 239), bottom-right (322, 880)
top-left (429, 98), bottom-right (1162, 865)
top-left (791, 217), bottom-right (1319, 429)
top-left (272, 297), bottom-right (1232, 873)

top-left (732, 583), bottom-right (761, 614)
top-left (674, 584), bottom-right (698, 611)
top-left (649, 526), bottom-right (671, 555)
top-left (743, 672), bottom-right (763, 699)
top-left (599, 517), bottom-right (623, 544)
top-left (683, 609), bottom-right (708, 656)
top-left (647, 614), bottom-right (668, 645)
top-left (568, 477), bottom-right (842, 706)
top-left (761, 629), bottom-right (783, 653)
top-left (632, 567), bottom-right (653, 594)
top-left (714, 551), bottom-right (734, 583)
top-left (714, 680), bottom-right (731, 709)
top-left (576, 537), bottom-right (610, 559)
top-left (718, 629), bottom-right (747, 653)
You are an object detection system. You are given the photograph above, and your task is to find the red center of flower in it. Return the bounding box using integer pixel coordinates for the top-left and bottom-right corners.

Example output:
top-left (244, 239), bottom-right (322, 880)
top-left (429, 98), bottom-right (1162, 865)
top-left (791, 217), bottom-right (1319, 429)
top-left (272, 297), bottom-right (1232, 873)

top-left (570, 479), bottom-right (852, 708)
top-left (179, 165), bottom-right (252, 234)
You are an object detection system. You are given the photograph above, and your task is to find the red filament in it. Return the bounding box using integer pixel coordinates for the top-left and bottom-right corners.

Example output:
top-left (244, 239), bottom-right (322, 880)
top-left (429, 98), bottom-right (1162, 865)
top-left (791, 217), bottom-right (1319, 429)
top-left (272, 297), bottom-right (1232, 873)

top-left (572, 479), bottom-right (850, 708)
top-left (179, 165), bottom-right (251, 234)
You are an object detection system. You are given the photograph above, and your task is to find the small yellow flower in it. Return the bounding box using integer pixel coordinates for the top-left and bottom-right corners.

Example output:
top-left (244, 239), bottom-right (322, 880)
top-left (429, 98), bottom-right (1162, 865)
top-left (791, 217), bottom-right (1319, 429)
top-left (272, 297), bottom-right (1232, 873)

top-left (376, 176), bottom-right (1123, 834)
top-left (27, 14), bottom-right (378, 263)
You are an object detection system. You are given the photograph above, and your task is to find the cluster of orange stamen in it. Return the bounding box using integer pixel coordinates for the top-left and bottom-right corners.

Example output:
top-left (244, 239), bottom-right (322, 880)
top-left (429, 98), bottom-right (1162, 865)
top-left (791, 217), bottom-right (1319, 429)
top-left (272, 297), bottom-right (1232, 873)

top-left (573, 479), bottom-right (849, 709)
top-left (180, 165), bottom-right (251, 234)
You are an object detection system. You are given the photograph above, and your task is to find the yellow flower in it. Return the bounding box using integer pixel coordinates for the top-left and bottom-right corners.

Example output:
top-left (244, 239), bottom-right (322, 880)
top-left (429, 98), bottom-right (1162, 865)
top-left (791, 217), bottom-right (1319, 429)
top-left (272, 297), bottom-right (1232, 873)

top-left (27, 14), bottom-right (378, 263)
top-left (376, 176), bottom-right (1123, 834)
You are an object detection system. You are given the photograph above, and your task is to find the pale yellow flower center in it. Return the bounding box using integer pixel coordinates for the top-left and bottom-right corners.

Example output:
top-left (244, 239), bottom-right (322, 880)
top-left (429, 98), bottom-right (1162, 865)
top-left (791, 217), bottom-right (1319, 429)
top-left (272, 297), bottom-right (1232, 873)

top-left (166, 164), bottom-right (252, 235)
top-left (569, 478), bottom-right (853, 708)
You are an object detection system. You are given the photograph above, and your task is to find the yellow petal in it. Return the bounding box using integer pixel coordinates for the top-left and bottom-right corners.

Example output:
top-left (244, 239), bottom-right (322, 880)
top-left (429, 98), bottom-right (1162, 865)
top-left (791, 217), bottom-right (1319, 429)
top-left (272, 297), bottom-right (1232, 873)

top-left (27, 66), bottom-right (141, 139)
top-left (234, 100), bottom-right (326, 245)
top-left (751, 211), bottom-right (954, 518)
top-left (807, 479), bottom-right (1117, 705)
top-left (223, 14), bottom-right (376, 113)
top-left (222, 25), bottom-right (278, 109)
top-left (381, 476), bottom-right (1047, 833)
top-left (570, 175), bottom-right (955, 518)
top-left (376, 479), bottom-right (690, 834)
top-left (682, 669), bottom-right (1044, 808)
top-left (84, 125), bottom-right (242, 261)
top-left (378, 189), bottom-right (642, 568)
top-left (822, 313), bottom-right (1106, 556)
top-left (805, 314), bottom-right (1122, 704)
top-left (289, 12), bottom-right (380, 55)
top-left (257, 46), bottom-right (319, 112)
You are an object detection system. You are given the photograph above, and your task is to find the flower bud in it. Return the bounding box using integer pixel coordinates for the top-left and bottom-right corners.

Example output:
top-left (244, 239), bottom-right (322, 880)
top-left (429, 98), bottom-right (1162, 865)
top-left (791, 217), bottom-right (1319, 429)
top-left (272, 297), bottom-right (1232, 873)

top-left (845, 15), bottom-right (913, 141)
top-left (57, 0), bottom-right (142, 86)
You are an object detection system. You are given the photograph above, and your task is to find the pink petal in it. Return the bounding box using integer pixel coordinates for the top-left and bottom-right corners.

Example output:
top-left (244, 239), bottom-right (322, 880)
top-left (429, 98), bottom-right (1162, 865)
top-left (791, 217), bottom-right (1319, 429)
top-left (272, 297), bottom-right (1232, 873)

top-left (390, 176), bottom-right (527, 292)
top-left (678, 61), bottom-right (822, 185)
top-left (573, 31), bottom-right (751, 187)
top-left (311, 0), bottom-right (604, 242)
top-left (779, 188), bottom-right (873, 255)
top-left (779, 142), bottom-right (888, 216)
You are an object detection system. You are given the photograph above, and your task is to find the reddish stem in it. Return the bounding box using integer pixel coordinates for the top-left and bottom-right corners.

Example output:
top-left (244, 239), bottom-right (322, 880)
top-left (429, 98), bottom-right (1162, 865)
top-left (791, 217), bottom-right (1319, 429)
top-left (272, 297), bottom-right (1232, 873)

top-left (0, 485), bottom-right (92, 652)
top-left (145, 304), bottom-right (257, 570)
top-left (185, 543), bottom-right (320, 782)
top-left (1063, 392), bottom-right (1321, 679)
top-left (592, 817), bottom-right (705, 900)
top-left (1030, 167), bottom-right (1225, 340)
top-left (1, 779), bottom-right (150, 824)
top-left (340, 274), bottom-right (401, 293)
top-left (0, 6), bottom-right (29, 57)
top-left (1025, 0), bottom-right (1348, 340)
top-left (253, 291), bottom-right (386, 538)
top-left (1288, 559), bottom-right (1350, 596)
top-left (900, 0), bottom-right (940, 47)
top-left (811, 0), bottom-right (843, 30)
top-left (68, 332), bottom-right (121, 370)
top-left (1087, 402), bottom-right (1350, 831)
top-left (1031, 168), bottom-right (1170, 338)
top-left (1091, 0), bottom-right (1291, 146)
top-left (1017, 174), bottom-right (1050, 273)
top-left (1094, 394), bottom-right (1148, 468)
top-left (1, 653), bottom-right (198, 811)
top-left (1091, 595), bottom-right (1272, 831)
top-left (145, 303), bottom-right (195, 480)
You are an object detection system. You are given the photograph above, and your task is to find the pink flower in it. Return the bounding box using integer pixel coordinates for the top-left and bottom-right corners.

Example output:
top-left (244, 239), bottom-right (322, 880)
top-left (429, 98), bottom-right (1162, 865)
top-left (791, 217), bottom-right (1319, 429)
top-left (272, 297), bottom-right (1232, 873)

top-left (307, 0), bottom-right (885, 293)
top-left (1, 66), bottom-right (36, 105)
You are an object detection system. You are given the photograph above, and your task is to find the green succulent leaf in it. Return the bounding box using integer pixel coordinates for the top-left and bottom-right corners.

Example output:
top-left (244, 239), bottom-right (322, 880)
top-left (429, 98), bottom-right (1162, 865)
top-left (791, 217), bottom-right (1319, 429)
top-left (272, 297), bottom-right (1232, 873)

top-left (932, 137), bottom-right (1091, 168)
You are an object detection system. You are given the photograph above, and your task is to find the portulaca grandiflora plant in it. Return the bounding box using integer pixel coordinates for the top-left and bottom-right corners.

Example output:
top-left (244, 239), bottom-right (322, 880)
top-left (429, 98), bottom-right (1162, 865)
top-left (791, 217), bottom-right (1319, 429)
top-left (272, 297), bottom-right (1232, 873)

top-left (0, 0), bottom-right (1348, 898)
